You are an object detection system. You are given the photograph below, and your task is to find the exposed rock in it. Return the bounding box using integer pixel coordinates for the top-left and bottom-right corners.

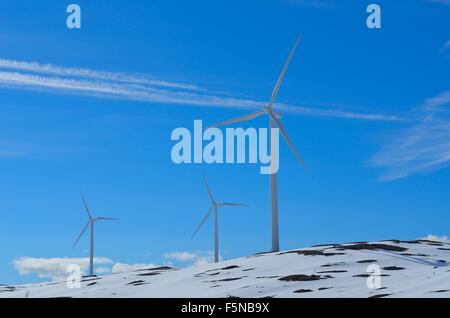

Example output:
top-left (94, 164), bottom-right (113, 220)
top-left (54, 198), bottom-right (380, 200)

top-left (279, 274), bottom-right (322, 282)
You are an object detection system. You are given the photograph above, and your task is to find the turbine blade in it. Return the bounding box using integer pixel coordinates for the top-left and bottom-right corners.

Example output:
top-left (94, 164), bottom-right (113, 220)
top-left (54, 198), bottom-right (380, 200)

top-left (221, 202), bottom-right (250, 207)
top-left (268, 35), bottom-right (302, 109)
top-left (202, 173), bottom-right (214, 203)
top-left (209, 111), bottom-right (265, 128)
top-left (269, 111), bottom-right (304, 165)
top-left (80, 192), bottom-right (92, 219)
top-left (73, 221), bottom-right (90, 248)
top-left (96, 217), bottom-right (119, 221)
top-left (191, 205), bottom-right (214, 239)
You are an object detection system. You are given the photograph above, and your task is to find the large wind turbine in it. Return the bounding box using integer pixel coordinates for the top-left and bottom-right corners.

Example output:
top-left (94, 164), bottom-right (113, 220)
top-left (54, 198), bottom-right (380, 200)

top-left (73, 192), bottom-right (118, 276)
top-left (192, 175), bottom-right (248, 263)
top-left (211, 36), bottom-right (304, 252)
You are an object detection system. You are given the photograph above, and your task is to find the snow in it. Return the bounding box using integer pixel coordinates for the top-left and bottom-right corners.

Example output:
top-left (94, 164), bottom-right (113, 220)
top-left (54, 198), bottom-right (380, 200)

top-left (1, 239), bottom-right (449, 298)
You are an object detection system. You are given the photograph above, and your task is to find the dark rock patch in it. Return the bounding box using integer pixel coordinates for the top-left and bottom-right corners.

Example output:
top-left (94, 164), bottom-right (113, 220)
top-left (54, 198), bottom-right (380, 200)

top-left (422, 241), bottom-right (444, 246)
top-left (384, 239), bottom-right (447, 245)
top-left (137, 272), bottom-right (161, 277)
top-left (317, 270), bottom-right (348, 273)
top-left (136, 266), bottom-right (172, 272)
top-left (212, 277), bottom-right (245, 282)
top-left (401, 253), bottom-right (429, 257)
top-left (383, 239), bottom-right (421, 244)
top-left (357, 259), bottom-right (378, 263)
top-left (256, 276), bottom-right (280, 279)
top-left (281, 250), bottom-right (345, 257)
top-left (353, 274), bottom-right (390, 278)
top-left (127, 280), bottom-right (147, 286)
top-left (438, 248), bottom-right (450, 251)
top-left (87, 281), bottom-right (97, 286)
top-left (293, 289), bottom-right (313, 293)
top-left (0, 286), bottom-right (15, 292)
top-left (205, 265), bottom-right (239, 273)
top-left (368, 293), bottom-right (391, 298)
top-left (279, 274), bottom-right (322, 282)
top-left (318, 287), bottom-right (333, 291)
top-left (242, 268), bottom-right (256, 272)
top-left (432, 290), bottom-right (449, 293)
top-left (321, 262), bottom-right (346, 267)
top-left (336, 243), bottom-right (407, 252)
top-left (81, 277), bottom-right (101, 283)
top-left (382, 266), bottom-right (405, 271)
top-left (221, 265), bottom-right (240, 270)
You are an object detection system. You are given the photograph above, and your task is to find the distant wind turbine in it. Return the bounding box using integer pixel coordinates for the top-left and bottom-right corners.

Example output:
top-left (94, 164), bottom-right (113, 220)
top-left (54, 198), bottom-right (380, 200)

top-left (73, 192), bottom-right (118, 276)
top-left (192, 174), bottom-right (249, 263)
top-left (211, 35), bottom-right (305, 252)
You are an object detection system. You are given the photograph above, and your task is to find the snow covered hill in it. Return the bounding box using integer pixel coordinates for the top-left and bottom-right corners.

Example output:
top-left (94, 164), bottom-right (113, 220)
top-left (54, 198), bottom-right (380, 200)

top-left (1, 239), bottom-right (450, 298)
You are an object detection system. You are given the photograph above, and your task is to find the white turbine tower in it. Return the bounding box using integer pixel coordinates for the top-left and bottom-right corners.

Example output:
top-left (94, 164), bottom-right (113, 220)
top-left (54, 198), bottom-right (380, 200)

top-left (211, 36), bottom-right (304, 252)
top-left (192, 175), bottom-right (249, 263)
top-left (73, 192), bottom-right (118, 276)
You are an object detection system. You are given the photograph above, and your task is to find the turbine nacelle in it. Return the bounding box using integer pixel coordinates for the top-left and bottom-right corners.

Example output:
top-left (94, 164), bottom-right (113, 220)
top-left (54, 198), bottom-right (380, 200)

top-left (263, 107), bottom-right (281, 118)
top-left (92, 216), bottom-right (118, 222)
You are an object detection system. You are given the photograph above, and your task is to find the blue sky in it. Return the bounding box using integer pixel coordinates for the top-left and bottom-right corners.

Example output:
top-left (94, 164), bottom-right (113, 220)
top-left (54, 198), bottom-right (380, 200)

top-left (0, 0), bottom-right (449, 284)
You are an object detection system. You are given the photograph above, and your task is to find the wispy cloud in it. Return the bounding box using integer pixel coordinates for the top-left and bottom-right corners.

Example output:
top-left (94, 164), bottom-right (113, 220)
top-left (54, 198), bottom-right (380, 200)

top-left (13, 256), bottom-right (161, 281)
top-left (163, 251), bottom-right (218, 266)
top-left (423, 90), bottom-right (450, 111)
top-left (420, 234), bottom-right (450, 242)
top-left (111, 262), bottom-right (159, 273)
top-left (0, 59), bottom-right (201, 91)
top-left (369, 90), bottom-right (450, 181)
top-left (13, 257), bottom-right (113, 281)
top-left (0, 58), bottom-right (403, 122)
top-left (13, 252), bottom-right (214, 282)
top-left (439, 40), bottom-right (450, 54)
top-left (280, 103), bottom-right (405, 122)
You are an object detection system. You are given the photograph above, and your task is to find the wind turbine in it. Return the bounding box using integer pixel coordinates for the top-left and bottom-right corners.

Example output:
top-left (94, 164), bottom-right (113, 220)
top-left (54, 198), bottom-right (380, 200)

top-left (73, 192), bottom-right (118, 276)
top-left (191, 175), bottom-right (249, 263)
top-left (211, 35), bottom-right (304, 252)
